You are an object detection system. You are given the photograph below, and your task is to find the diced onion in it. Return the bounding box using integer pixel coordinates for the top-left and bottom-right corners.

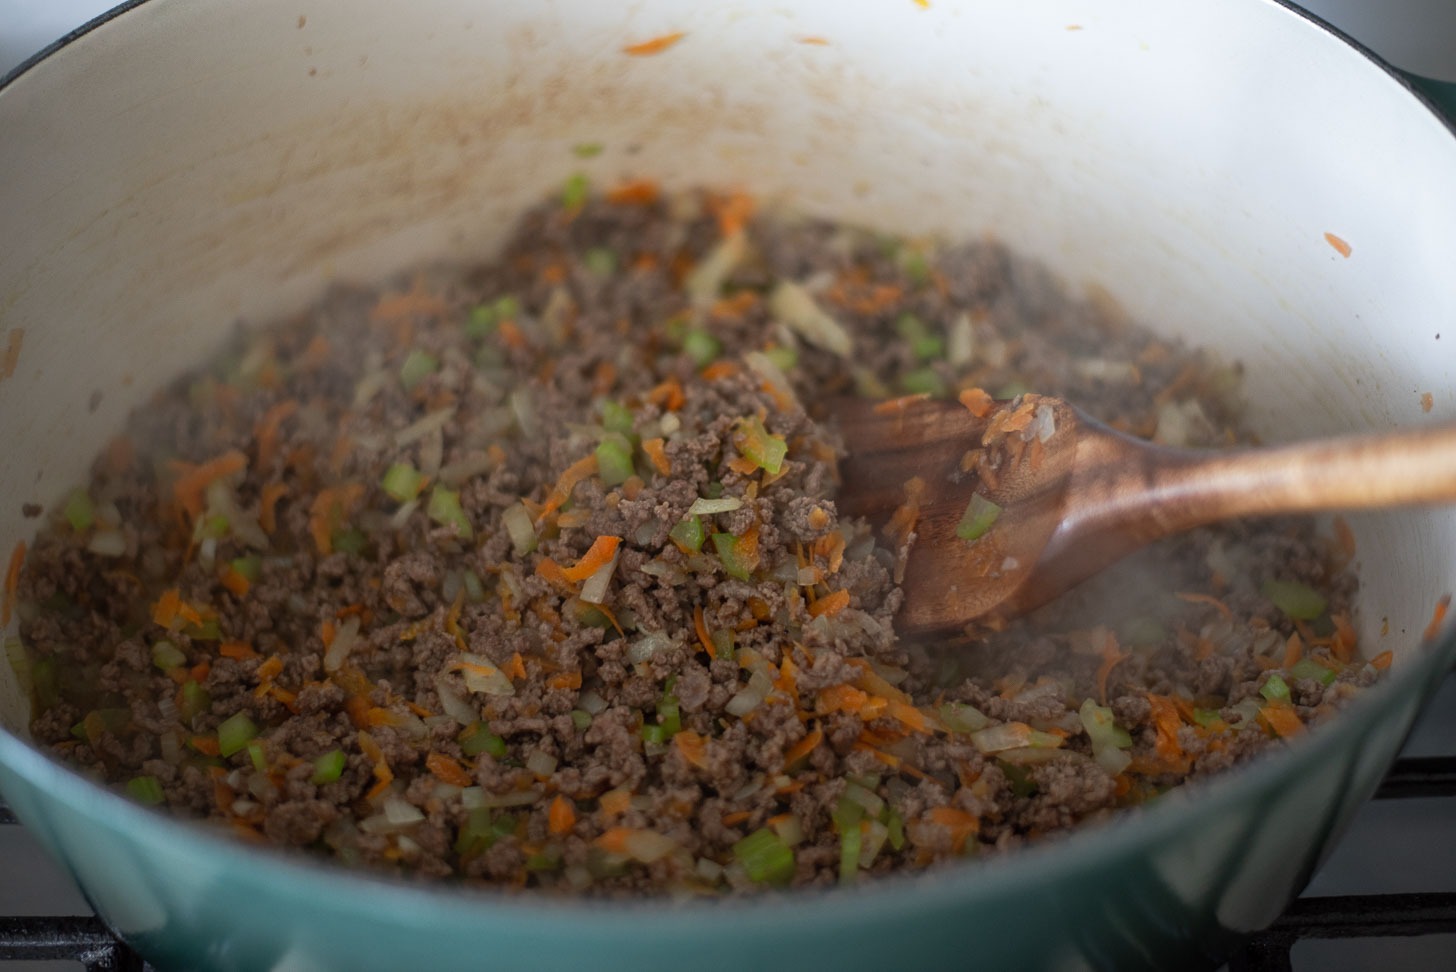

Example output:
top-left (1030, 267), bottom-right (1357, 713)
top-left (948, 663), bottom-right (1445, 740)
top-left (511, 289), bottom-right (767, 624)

top-left (969, 722), bottom-right (1063, 754)
top-left (458, 653), bottom-right (516, 696)
top-left (434, 675), bottom-right (480, 725)
top-left (579, 549), bottom-right (620, 605)
top-left (743, 350), bottom-right (802, 411)
top-left (627, 632), bottom-right (674, 665)
top-left (383, 794), bottom-right (425, 826)
top-left (725, 670), bottom-right (774, 717)
top-left (946, 311), bottom-right (975, 367)
top-left (768, 280), bottom-right (852, 356)
top-left (685, 231), bottom-right (747, 301)
top-left (323, 617), bottom-right (362, 673)
top-left (86, 529), bottom-right (128, 558)
top-left (525, 750), bottom-right (558, 778)
top-left (509, 388), bottom-right (539, 439)
top-left (502, 504), bottom-right (538, 558)
top-left (687, 496), bottom-right (743, 517)
top-left (624, 829), bottom-right (680, 864)
top-left (578, 689), bottom-right (608, 715)
top-left (394, 407), bottom-right (456, 448)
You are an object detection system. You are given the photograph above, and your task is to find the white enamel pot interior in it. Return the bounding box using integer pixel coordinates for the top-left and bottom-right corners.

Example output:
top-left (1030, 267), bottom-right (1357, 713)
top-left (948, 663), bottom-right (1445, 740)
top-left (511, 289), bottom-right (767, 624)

top-left (1, 1), bottom-right (1454, 970)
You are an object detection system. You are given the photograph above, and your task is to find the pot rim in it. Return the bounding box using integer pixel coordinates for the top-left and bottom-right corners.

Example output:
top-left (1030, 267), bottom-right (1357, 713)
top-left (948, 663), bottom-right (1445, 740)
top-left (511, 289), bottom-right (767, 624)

top-left (2, 0), bottom-right (1455, 933)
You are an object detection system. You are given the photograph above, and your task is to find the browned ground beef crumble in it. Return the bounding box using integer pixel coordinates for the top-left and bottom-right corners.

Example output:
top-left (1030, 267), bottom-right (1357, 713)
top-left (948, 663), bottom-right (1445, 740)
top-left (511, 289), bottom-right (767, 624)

top-left (13, 188), bottom-right (1378, 895)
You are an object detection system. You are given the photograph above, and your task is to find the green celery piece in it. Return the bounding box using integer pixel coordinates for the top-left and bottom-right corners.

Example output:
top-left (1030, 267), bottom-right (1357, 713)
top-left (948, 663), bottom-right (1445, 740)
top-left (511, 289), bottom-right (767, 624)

top-left (732, 827), bottom-right (795, 886)
top-left (331, 528), bottom-right (369, 556)
top-left (126, 776), bottom-right (165, 806)
top-left (426, 487), bottom-right (473, 539)
top-left (763, 346), bottom-right (798, 371)
top-left (561, 173), bottom-right (589, 210)
top-left (1262, 579), bottom-right (1327, 621)
top-left (600, 400), bottom-right (636, 438)
top-left (955, 494), bottom-right (1001, 542)
top-left (151, 640), bottom-right (187, 672)
top-left (1289, 657), bottom-right (1337, 686)
top-left (669, 516), bottom-right (705, 553)
top-left (455, 807), bottom-right (496, 857)
top-left (381, 462), bottom-right (427, 503)
top-left (1260, 673), bottom-right (1292, 703)
top-left (246, 740), bottom-right (268, 772)
top-left (229, 555), bottom-right (262, 583)
top-left (459, 722), bottom-right (507, 759)
top-left (641, 724), bottom-right (670, 746)
top-left (584, 247), bottom-right (618, 277)
top-left (312, 749), bottom-right (347, 784)
top-left (733, 416), bottom-right (788, 474)
top-left (595, 435), bottom-right (636, 487)
top-left (895, 313), bottom-right (943, 361)
top-left (570, 709), bottom-right (593, 731)
top-left (217, 712), bottom-right (258, 758)
top-left (573, 143), bottom-right (604, 159)
top-left (711, 533), bottom-right (753, 581)
top-left (683, 329), bottom-right (722, 367)
top-left (179, 681), bottom-right (211, 723)
top-left (63, 489), bottom-right (95, 531)
top-left (399, 349), bottom-right (439, 391)
top-left (900, 367), bottom-right (948, 397)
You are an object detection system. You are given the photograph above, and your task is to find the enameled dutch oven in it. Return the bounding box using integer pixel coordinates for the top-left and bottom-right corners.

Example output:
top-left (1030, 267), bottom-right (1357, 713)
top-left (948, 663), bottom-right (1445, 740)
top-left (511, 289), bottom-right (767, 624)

top-left (1, 1), bottom-right (1454, 969)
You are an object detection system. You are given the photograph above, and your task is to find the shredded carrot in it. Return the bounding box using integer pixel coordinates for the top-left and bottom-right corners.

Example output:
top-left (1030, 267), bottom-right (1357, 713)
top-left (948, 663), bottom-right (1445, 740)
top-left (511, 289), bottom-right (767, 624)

top-left (807, 588), bottom-right (850, 619)
top-left (725, 456), bottom-right (759, 477)
top-left (622, 31), bottom-right (686, 57)
top-left (151, 588), bottom-right (183, 628)
top-left (598, 789), bottom-right (633, 820)
top-left (817, 682), bottom-right (870, 715)
top-left (797, 35), bottom-right (829, 45)
top-left (1324, 231), bottom-right (1352, 258)
top-left (700, 360), bottom-right (740, 382)
top-left (1370, 649), bottom-right (1393, 671)
top-left (547, 794), bottom-right (577, 835)
top-left (219, 641), bottom-right (260, 661)
top-left (708, 190), bottom-right (754, 238)
top-left (693, 604), bottom-right (717, 660)
top-left (886, 700), bottom-right (933, 734)
top-left (218, 565), bottom-right (250, 598)
top-left (508, 651), bottom-right (528, 681)
top-left (556, 535), bottom-right (622, 583)
top-left (253, 400), bottom-right (298, 470)
top-left (1146, 694), bottom-right (1188, 770)
top-left (548, 670), bottom-right (583, 691)
top-left (594, 826), bottom-right (637, 855)
top-left (308, 483), bottom-right (364, 555)
top-left (872, 393), bottom-right (931, 416)
top-left (1175, 591), bottom-right (1233, 621)
top-left (1, 540), bottom-right (24, 627)
top-left (172, 450), bottom-right (248, 520)
top-left (259, 482), bottom-right (288, 534)
top-left (674, 730), bottom-right (711, 769)
top-left (1331, 613), bottom-right (1358, 663)
top-left (783, 726), bottom-right (822, 767)
top-left (426, 752), bottom-right (474, 787)
top-left (606, 179), bottom-right (660, 205)
top-left (926, 806), bottom-right (979, 852)
top-left (1095, 632), bottom-right (1125, 705)
top-left (535, 558), bottom-right (571, 588)
top-left (255, 656), bottom-right (285, 682)
top-left (1259, 703), bottom-right (1305, 739)
top-left (641, 437), bottom-right (671, 476)
top-left (0, 327), bottom-right (23, 381)
top-left (646, 376), bottom-right (685, 412)
top-left (1282, 631), bottom-right (1305, 670)
top-left (190, 735), bottom-right (221, 757)
top-left (539, 454), bottom-right (600, 521)
top-left (1424, 594), bottom-right (1450, 642)
top-left (720, 809), bottom-right (753, 827)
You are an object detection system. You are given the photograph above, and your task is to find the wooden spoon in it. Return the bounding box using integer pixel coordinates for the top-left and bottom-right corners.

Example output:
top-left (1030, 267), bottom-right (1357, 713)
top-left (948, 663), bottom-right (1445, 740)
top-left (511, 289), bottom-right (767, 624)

top-left (836, 394), bottom-right (1456, 637)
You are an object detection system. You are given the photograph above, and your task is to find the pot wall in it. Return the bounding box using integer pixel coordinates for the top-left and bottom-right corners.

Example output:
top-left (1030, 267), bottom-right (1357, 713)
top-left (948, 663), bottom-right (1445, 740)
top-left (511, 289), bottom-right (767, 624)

top-left (1, 1), bottom-right (1454, 969)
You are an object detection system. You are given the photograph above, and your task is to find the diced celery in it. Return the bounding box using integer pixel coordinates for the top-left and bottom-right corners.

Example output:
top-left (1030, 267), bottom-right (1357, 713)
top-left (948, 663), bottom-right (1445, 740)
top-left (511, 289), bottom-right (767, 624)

top-left (899, 367), bottom-right (947, 397)
top-left (459, 722), bottom-right (507, 759)
top-left (312, 748), bottom-right (346, 784)
top-left (1261, 579), bottom-right (1327, 620)
top-left (570, 709), bottom-right (593, 731)
top-left (711, 533), bottom-right (754, 581)
top-left (561, 173), bottom-right (589, 210)
top-left (573, 143), bottom-right (604, 159)
top-left (151, 640), bottom-right (186, 672)
top-left (1289, 657), bottom-right (1337, 686)
top-left (63, 489), bottom-right (95, 531)
top-left (381, 462), bottom-right (427, 503)
top-left (669, 516), bottom-right (705, 553)
top-left (732, 827), bottom-right (795, 886)
top-left (229, 555), bottom-right (262, 583)
top-left (246, 740), bottom-right (268, 772)
top-left (1260, 673), bottom-right (1292, 703)
top-left (595, 435), bottom-right (636, 487)
top-left (400, 349), bottom-right (439, 390)
top-left (217, 712), bottom-right (258, 758)
top-left (895, 312), bottom-right (944, 361)
top-left (126, 776), bottom-right (165, 806)
top-left (426, 487), bottom-right (473, 539)
top-left (683, 329), bottom-right (722, 367)
top-left (600, 400), bottom-right (636, 438)
top-left (584, 247), bottom-right (617, 277)
top-left (179, 680), bottom-right (211, 723)
top-left (955, 494), bottom-right (1001, 542)
top-left (331, 528), bottom-right (368, 556)
top-left (455, 807), bottom-right (496, 857)
top-left (641, 724), bottom-right (670, 746)
top-left (733, 416), bottom-right (788, 474)
top-left (763, 346), bottom-right (798, 371)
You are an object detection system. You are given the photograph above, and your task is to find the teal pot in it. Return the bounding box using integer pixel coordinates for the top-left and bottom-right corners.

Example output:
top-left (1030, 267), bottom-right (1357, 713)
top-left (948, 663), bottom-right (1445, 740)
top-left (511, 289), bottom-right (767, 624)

top-left (2, 1), bottom-right (1454, 969)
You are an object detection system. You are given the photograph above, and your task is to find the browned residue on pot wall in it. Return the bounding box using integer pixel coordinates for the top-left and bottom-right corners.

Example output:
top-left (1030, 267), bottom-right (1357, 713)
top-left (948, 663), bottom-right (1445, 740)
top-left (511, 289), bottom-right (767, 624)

top-left (0, 328), bottom-right (23, 381)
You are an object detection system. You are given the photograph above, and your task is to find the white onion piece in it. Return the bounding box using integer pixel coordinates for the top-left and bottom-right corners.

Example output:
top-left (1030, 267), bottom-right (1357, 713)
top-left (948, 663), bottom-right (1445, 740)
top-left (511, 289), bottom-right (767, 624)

top-left (433, 675), bottom-right (480, 725)
top-left (579, 549), bottom-right (620, 605)
top-left (743, 350), bottom-right (801, 411)
top-left (1096, 746), bottom-right (1133, 776)
top-left (509, 388), bottom-right (539, 439)
top-left (578, 689), bottom-right (608, 715)
top-left (685, 231), bottom-right (747, 301)
top-left (969, 723), bottom-right (1063, 754)
top-left (768, 280), bottom-right (852, 355)
top-left (394, 407), bottom-right (456, 448)
top-left (438, 453), bottom-right (495, 488)
top-left (686, 496), bottom-right (742, 517)
top-left (458, 653), bottom-right (515, 696)
top-left (946, 311), bottom-right (975, 367)
top-left (525, 750), bottom-right (558, 778)
top-left (502, 503), bottom-right (538, 557)
top-left (419, 426), bottom-right (445, 478)
top-left (323, 617), bottom-right (362, 673)
top-left (623, 829), bottom-right (679, 864)
top-left (382, 794), bottom-right (425, 826)
top-left (725, 670), bottom-right (774, 717)
top-left (86, 529), bottom-right (128, 558)
top-left (627, 631), bottom-right (674, 665)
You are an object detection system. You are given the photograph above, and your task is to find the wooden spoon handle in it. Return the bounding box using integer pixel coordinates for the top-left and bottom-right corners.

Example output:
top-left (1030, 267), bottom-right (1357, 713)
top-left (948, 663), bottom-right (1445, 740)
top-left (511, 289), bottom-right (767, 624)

top-left (1068, 421), bottom-right (1456, 545)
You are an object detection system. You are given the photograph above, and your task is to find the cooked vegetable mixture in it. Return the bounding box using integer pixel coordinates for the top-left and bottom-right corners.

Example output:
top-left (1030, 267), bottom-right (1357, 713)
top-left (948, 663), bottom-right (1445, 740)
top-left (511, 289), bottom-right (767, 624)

top-left (9, 184), bottom-right (1385, 894)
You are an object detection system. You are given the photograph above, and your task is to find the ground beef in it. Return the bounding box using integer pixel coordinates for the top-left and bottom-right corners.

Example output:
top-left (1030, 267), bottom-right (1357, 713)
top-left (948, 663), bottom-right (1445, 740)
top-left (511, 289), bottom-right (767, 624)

top-left (11, 184), bottom-right (1378, 896)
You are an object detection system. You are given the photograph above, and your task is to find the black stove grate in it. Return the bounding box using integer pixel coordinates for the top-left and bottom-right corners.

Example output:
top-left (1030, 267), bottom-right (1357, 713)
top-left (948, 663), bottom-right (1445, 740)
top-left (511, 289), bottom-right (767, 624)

top-left (1, 758), bottom-right (1454, 971)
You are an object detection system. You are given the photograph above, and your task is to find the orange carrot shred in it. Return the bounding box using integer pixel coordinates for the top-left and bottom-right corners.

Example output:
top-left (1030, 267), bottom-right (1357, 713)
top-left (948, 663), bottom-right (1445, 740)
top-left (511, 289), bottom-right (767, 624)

top-left (606, 179), bottom-right (660, 205)
top-left (708, 190), bottom-right (755, 237)
top-left (559, 535), bottom-right (622, 583)
top-left (817, 683), bottom-right (870, 715)
top-left (1174, 591), bottom-right (1233, 621)
top-left (508, 652), bottom-right (528, 681)
top-left (152, 588), bottom-right (182, 628)
top-left (259, 482), bottom-right (288, 534)
top-left (808, 589), bottom-right (851, 618)
top-left (646, 376), bottom-right (685, 412)
top-left (693, 604), bottom-right (717, 660)
top-left (548, 670), bottom-right (583, 691)
top-left (599, 789), bottom-right (632, 819)
top-left (1095, 632), bottom-right (1125, 705)
top-left (700, 360), bottom-right (740, 382)
top-left (539, 454), bottom-right (600, 521)
top-left (594, 827), bottom-right (636, 855)
top-left (172, 450), bottom-right (248, 520)
top-left (642, 437), bottom-right (671, 476)
top-left (1370, 650), bottom-right (1393, 671)
top-left (218, 566), bottom-right (251, 598)
top-left (1324, 232), bottom-right (1352, 258)
top-left (2, 540), bottom-right (24, 627)
top-left (622, 31), bottom-right (686, 56)
top-left (255, 655), bottom-right (284, 681)
top-left (1259, 703), bottom-right (1305, 739)
top-left (308, 483), bottom-right (364, 555)
top-left (219, 641), bottom-right (260, 661)
top-left (873, 393), bottom-right (931, 416)
top-left (783, 726), bottom-right (822, 767)
top-left (886, 700), bottom-right (933, 734)
top-left (254, 400), bottom-right (299, 470)
top-left (1424, 594), bottom-right (1450, 642)
top-left (720, 809), bottom-right (753, 827)
top-left (548, 794), bottom-right (577, 835)
top-left (674, 730), bottom-right (711, 769)
top-left (1282, 632), bottom-right (1305, 670)
top-left (426, 752), bottom-right (474, 788)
